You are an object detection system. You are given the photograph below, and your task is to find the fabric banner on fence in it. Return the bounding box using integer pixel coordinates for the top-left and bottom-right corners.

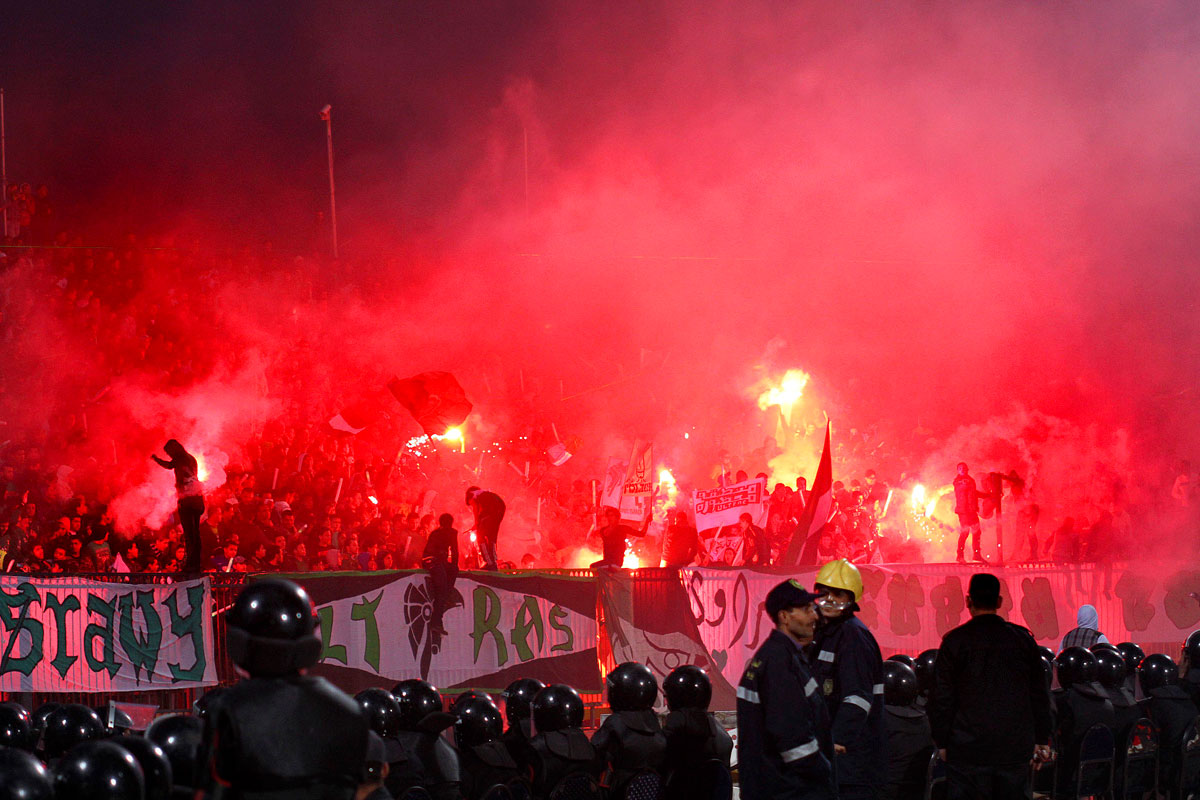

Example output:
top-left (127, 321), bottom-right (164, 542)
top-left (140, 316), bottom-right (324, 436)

top-left (0, 576), bottom-right (216, 693)
top-left (683, 563), bottom-right (1200, 710)
top-left (596, 570), bottom-right (736, 710)
top-left (692, 477), bottom-right (768, 530)
top-left (286, 570), bottom-right (601, 695)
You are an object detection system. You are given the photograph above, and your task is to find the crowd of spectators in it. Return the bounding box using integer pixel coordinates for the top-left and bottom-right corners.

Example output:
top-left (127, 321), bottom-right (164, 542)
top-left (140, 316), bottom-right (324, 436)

top-left (2, 182), bottom-right (1199, 577)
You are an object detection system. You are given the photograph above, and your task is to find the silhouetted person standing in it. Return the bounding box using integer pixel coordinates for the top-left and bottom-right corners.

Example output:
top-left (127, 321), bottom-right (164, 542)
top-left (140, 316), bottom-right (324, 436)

top-left (153, 439), bottom-right (204, 573)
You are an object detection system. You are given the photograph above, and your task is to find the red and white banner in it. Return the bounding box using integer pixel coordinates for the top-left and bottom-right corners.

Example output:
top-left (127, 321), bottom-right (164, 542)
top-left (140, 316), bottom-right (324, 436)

top-left (682, 563), bottom-right (1200, 700)
top-left (692, 477), bottom-right (769, 531)
top-left (622, 441), bottom-right (654, 497)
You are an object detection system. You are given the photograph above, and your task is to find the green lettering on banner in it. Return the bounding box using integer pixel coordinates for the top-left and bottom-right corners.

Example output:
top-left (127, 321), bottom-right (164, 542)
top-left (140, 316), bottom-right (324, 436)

top-left (164, 584), bottom-right (207, 682)
top-left (118, 590), bottom-right (163, 684)
top-left (84, 594), bottom-right (120, 678)
top-left (317, 606), bottom-right (347, 665)
top-left (44, 593), bottom-right (81, 679)
top-left (0, 581), bottom-right (44, 676)
top-left (351, 592), bottom-right (383, 672)
top-left (472, 586), bottom-right (507, 665)
top-left (511, 596), bottom-right (545, 663)
top-left (548, 605), bottom-right (573, 653)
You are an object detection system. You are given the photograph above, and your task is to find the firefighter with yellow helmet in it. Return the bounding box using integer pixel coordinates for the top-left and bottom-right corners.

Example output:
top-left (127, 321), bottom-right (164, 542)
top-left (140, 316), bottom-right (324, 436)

top-left (812, 558), bottom-right (886, 800)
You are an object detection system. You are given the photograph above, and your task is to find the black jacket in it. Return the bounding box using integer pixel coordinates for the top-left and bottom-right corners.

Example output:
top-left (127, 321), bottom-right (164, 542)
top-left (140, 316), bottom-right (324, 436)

top-left (812, 613), bottom-right (887, 788)
top-left (1139, 685), bottom-right (1198, 789)
top-left (202, 674), bottom-right (368, 800)
top-left (529, 728), bottom-right (599, 799)
top-left (1052, 682), bottom-right (1115, 791)
top-left (591, 709), bottom-right (666, 797)
top-left (736, 628), bottom-right (835, 800)
top-left (930, 613), bottom-right (1052, 766)
top-left (1183, 667), bottom-right (1200, 713)
top-left (501, 721), bottom-right (537, 784)
top-left (459, 741), bottom-right (522, 800)
top-left (662, 709), bottom-right (733, 800)
top-left (882, 704), bottom-right (934, 800)
top-left (388, 727), bottom-right (462, 800)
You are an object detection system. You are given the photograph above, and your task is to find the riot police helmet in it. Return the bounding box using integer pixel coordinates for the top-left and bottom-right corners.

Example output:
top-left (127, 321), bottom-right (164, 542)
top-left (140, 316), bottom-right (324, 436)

top-left (145, 713), bottom-right (203, 794)
top-left (393, 679), bottom-right (444, 730)
top-left (886, 653), bottom-right (915, 668)
top-left (225, 578), bottom-right (321, 677)
top-left (1055, 647), bottom-right (1098, 690)
top-left (42, 703), bottom-right (106, 759)
top-left (0, 701), bottom-right (33, 751)
top-left (606, 661), bottom-right (658, 712)
top-left (1185, 630), bottom-right (1200, 664)
top-left (663, 665), bottom-right (713, 711)
top-left (1139, 653), bottom-right (1180, 694)
top-left (502, 678), bottom-right (546, 728)
top-left (113, 736), bottom-right (173, 800)
top-left (52, 740), bottom-right (144, 800)
top-left (532, 684), bottom-right (585, 733)
top-left (882, 661), bottom-right (920, 707)
top-left (1117, 642), bottom-right (1145, 675)
top-left (0, 747), bottom-right (53, 800)
top-left (454, 697), bottom-right (505, 749)
top-left (1094, 647), bottom-right (1128, 690)
top-left (914, 649), bottom-right (938, 696)
top-left (356, 688), bottom-right (403, 739)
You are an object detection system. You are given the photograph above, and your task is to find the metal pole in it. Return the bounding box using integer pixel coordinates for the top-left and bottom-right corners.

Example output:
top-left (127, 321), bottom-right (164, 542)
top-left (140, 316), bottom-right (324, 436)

top-left (1, 89), bottom-right (7, 238)
top-left (319, 105), bottom-right (338, 259)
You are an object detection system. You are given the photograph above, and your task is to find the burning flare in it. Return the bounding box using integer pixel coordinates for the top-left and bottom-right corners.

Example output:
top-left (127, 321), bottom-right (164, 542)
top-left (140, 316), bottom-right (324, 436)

top-left (757, 369), bottom-right (811, 426)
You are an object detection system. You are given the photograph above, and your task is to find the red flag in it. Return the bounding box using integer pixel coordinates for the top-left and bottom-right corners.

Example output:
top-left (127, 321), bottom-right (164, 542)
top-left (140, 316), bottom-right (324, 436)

top-left (784, 424), bottom-right (834, 566)
top-left (387, 372), bottom-right (472, 436)
top-left (328, 399), bottom-right (380, 435)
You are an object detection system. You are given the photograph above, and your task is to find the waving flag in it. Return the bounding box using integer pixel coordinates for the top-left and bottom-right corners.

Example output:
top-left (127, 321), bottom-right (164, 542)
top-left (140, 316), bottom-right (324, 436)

top-left (387, 372), bottom-right (472, 436)
top-left (783, 423), bottom-right (834, 566)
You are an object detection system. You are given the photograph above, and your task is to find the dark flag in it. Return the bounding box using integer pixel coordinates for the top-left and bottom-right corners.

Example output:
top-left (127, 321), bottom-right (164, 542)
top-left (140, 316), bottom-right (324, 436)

top-left (387, 372), bottom-right (472, 436)
top-left (783, 423), bottom-right (834, 566)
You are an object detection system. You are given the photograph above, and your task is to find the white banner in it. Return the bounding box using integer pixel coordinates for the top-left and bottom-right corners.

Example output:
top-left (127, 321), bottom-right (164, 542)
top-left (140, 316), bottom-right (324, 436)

top-left (692, 477), bottom-right (769, 531)
top-left (623, 441), bottom-right (654, 497)
top-left (0, 576), bottom-right (217, 693)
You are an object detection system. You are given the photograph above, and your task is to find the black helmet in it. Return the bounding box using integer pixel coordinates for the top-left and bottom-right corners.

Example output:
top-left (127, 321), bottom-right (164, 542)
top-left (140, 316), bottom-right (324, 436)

top-left (42, 703), bottom-right (106, 759)
top-left (96, 705), bottom-right (134, 737)
top-left (1094, 647), bottom-right (1128, 690)
top-left (145, 713), bottom-right (203, 795)
top-left (1117, 642), bottom-right (1145, 675)
top-left (52, 740), bottom-right (145, 800)
top-left (31, 703), bottom-right (61, 739)
top-left (532, 684), bottom-right (585, 733)
top-left (0, 701), bottom-right (33, 751)
top-left (663, 665), bottom-right (712, 711)
top-left (882, 661), bottom-right (920, 707)
top-left (502, 678), bottom-right (546, 727)
top-left (192, 686), bottom-right (228, 719)
top-left (1185, 630), bottom-right (1200, 663)
top-left (606, 662), bottom-right (658, 712)
top-left (393, 679), bottom-right (444, 730)
top-left (1139, 653), bottom-right (1180, 693)
top-left (0, 747), bottom-right (53, 800)
top-left (450, 690), bottom-right (496, 716)
top-left (356, 688), bottom-right (402, 739)
top-left (914, 649), bottom-right (938, 696)
top-left (454, 697), bottom-right (505, 749)
top-left (1038, 646), bottom-right (1056, 664)
top-left (886, 654), bottom-right (915, 669)
top-left (113, 736), bottom-right (173, 800)
top-left (1055, 647), bottom-right (1098, 690)
top-left (226, 578), bottom-right (321, 677)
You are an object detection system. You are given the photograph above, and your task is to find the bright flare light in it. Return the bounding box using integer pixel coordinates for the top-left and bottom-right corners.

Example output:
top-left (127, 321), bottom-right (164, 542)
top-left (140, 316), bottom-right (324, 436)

top-left (195, 453), bottom-right (210, 483)
top-left (757, 369), bottom-right (811, 425)
top-left (367, 495), bottom-right (378, 505)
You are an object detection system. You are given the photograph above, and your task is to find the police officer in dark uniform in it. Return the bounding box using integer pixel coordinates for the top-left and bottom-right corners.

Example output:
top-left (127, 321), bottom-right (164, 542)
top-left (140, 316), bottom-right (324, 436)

top-left (355, 689), bottom-right (406, 787)
top-left (881, 661), bottom-right (933, 800)
top-left (454, 697), bottom-right (522, 800)
top-left (146, 712), bottom-right (204, 800)
top-left (390, 679), bottom-right (462, 800)
top-left (1138, 653), bottom-right (1198, 796)
top-left (930, 573), bottom-right (1052, 800)
top-left (661, 664), bottom-right (733, 800)
top-left (737, 579), bottom-right (835, 800)
top-left (591, 661), bottom-right (667, 797)
top-left (1093, 646), bottom-right (1141, 792)
top-left (528, 684), bottom-right (600, 799)
top-left (0, 747), bottom-right (52, 800)
top-left (1117, 641), bottom-right (1146, 699)
top-left (812, 558), bottom-right (887, 799)
top-left (912, 649), bottom-right (937, 711)
top-left (1182, 630), bottom-right (1200, 711)
top-left (1052, 647), bottom-right (1115, 796)
top-left (199, 578), bottom-right (369, 800)
top-left (501, 677), bottom-right (545, 782)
